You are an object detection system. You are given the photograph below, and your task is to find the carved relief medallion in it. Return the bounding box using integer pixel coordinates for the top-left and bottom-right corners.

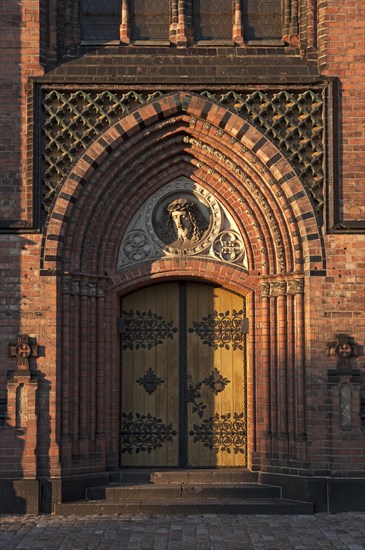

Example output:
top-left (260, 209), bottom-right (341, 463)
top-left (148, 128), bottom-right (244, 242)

top-left (9, 334), bottom-right (39, 369)
top-left (213, 231), bottom-right (245, 262)
top-left (123, 231), bottom-right (153, 262)
top-left (144, 180), bottom-right (221, 256)
top-left (156, 196), bottom-right (209, 251)
top-left (118, 177), bottom-right (248, 270)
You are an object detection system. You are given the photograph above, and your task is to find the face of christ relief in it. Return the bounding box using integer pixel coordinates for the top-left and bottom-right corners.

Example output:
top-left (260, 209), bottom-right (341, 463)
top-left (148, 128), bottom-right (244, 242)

top-left (159, 197), bottom-right (209, 247)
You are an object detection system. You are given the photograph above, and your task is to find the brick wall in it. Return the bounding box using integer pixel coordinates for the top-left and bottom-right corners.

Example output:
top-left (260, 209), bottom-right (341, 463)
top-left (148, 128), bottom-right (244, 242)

top-left (305, 0), bottom-right (365, 472)
top-left (318, 0), bottom-right (365, 220)
top-left (0, 0), bottom-right (364, 509)
top-left (1, 2), bottom-right (23, 222)
top-left (0, 0), bottom-right (45, 224)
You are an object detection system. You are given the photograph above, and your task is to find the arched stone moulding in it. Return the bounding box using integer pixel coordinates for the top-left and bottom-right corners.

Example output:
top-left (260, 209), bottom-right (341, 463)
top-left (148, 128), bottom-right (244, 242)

top-left (42, 92), bottom-right (320, 472)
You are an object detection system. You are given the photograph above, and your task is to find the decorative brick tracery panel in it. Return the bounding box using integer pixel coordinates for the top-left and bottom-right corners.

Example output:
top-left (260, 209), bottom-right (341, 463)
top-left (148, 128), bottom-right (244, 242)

top-left (40, 88), bottom-right (325, 219)
top-left (42, 92), bottom-right (324, 278)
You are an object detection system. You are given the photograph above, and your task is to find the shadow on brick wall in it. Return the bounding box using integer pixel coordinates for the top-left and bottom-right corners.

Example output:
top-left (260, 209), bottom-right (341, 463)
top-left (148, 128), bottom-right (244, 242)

top-left (0, 371), bottom-right (52, 514)
top-left (36, 373), bottom-right (53, 513)
top-left (0, 431), bottom-right (27, 513)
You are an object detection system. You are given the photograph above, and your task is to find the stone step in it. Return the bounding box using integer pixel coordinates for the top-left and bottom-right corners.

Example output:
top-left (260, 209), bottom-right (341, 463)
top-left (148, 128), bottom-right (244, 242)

top-left (86, 482), bottom-right (281, 501)
top-left (55, 497), bottom-right (313, 516)
top-left (109, 469), bottom-right (259, 485)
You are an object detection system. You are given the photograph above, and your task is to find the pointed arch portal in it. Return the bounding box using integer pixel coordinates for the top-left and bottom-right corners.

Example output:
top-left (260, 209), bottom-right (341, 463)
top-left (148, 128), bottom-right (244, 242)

top-left (43, 92), bottom-right (323, 472)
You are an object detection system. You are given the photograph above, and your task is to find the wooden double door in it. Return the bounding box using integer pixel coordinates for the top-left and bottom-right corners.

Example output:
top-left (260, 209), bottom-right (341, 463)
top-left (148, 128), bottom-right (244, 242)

top-left (120, 282), bottom-right (247, 468)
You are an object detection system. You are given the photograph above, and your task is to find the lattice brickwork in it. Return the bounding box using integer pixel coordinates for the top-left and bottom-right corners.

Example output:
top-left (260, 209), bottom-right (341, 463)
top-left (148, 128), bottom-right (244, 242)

top-left (41, 88), bottom-right (324, 215)
top-left (217, 89), bottom-right (324, 211)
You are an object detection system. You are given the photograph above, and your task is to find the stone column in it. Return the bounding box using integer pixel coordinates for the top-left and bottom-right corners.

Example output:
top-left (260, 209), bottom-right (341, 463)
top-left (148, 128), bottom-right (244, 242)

top-left (276, 281), bottom-right (289, 442)
top-left (120, 0), bottom-right (130, 44)
top-left (171, 0), bottom-right (188, 46)
top-left (170, 0), bottom-right (178, 43)
top-left (185, 0), bottom-right (193, 45)
top-left (96, 281), bottom-right (106, 441)
top-left (70, 280), bottom-right (80, 453)
top-left (233, 1), bottom-right (244, 45)
top-left (293, 279), bottom-right (306, 454)
top-left (79, 280), bottom-right (89, 455)
top-left (282, 0), bottom-right (300, 46)
top-left (286, 288), bottom-right (295, 451)
top-left (88, 281), bottom-right (97, 450)
top-left (306, 0), bottom-right (317, 51)
top-left (61, 276), bottom-right (72, 463)
top-left (105, 291), bottom-right (119, 468)
top-left (269, 286), bottom-right (278, 449)
top-left (62, 274), bottom-right (109, 468)
top-left (259, 282), bottom-right (272, 459)
top-left (259, 277), bottom-right (307, 466)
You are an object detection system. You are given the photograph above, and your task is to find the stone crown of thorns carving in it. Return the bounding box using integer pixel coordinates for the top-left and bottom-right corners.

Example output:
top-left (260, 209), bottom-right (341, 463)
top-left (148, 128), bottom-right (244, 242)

top-left (160, 197), bottom-right (209, 245)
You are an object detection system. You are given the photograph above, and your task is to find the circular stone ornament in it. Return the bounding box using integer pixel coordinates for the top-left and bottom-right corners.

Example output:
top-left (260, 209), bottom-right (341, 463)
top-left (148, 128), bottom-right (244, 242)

top-left (213, 231), bottom-right (246, 263)
top-left (15, 343), bottom-right (32, 360)
top-left (123, 231), bottom-right (153, 262)
top-left (144, 181), bottom-right (222, 256)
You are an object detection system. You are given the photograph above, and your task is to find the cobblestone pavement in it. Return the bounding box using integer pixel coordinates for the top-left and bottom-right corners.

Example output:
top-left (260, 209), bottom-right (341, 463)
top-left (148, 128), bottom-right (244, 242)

top-left (0, 513), bottom-right (364, 550)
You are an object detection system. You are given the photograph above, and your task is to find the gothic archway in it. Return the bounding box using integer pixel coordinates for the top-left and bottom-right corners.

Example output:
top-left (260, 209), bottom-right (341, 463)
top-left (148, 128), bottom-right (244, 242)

top-left (43, 92), bottom-right (323, 473)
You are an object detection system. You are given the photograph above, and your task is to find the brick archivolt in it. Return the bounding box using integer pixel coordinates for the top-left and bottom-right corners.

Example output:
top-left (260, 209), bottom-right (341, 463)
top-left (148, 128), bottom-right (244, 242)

top-left (42, 93), bottom-right (315, 467)
top-left (43, 92), bottom-right (324, 280)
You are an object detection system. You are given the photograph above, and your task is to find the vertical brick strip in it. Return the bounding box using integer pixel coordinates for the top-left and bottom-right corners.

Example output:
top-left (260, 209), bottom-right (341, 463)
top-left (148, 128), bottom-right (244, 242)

top-left (270, 296), bottom-right (278, 448)
top-left (96, 286), bottom-right (106, 440)
top-left (61, 282), bottom-right (71, 460)
top-left (79, 283), bottom-right (89, 443)
top-left (278, 293), bottom-right (289, 441)
top-left (260, 289), bottom-right (272, 456)
top-left (120, 0), bottom-right (130, 44)
top-left (177, 0), bottom-right (187, 46)
top-left (170, 0), bottom-right (178, 43)
top-left (294, 291), bottom-right (306, 453)
top-left (248, 296), bottom-right (256, 457)
top-left (107, 293), bottom-right (119, 468)
top-left (71, 287), bottom-right (80, 449)
top-left (233, 1), bottom-right (244, 45)
top-left (306, 0), bottom-right (317, 50)
top-left (286, 293), bottom-right (295, 444)
top-left (89, 285), bottom-right (97, 444)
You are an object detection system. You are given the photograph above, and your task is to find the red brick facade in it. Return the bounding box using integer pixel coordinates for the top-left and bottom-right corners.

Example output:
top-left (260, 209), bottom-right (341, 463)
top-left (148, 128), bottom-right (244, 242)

top-left (0, 1), bottom-right (364, 513)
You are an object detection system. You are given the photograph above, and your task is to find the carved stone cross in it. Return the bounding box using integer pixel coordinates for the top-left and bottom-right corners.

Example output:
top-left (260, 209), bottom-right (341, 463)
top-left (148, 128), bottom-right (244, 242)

top-left (9, 334), bottom-right (38, 369)
top-left (327, 334), bottom-right (359, 369)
